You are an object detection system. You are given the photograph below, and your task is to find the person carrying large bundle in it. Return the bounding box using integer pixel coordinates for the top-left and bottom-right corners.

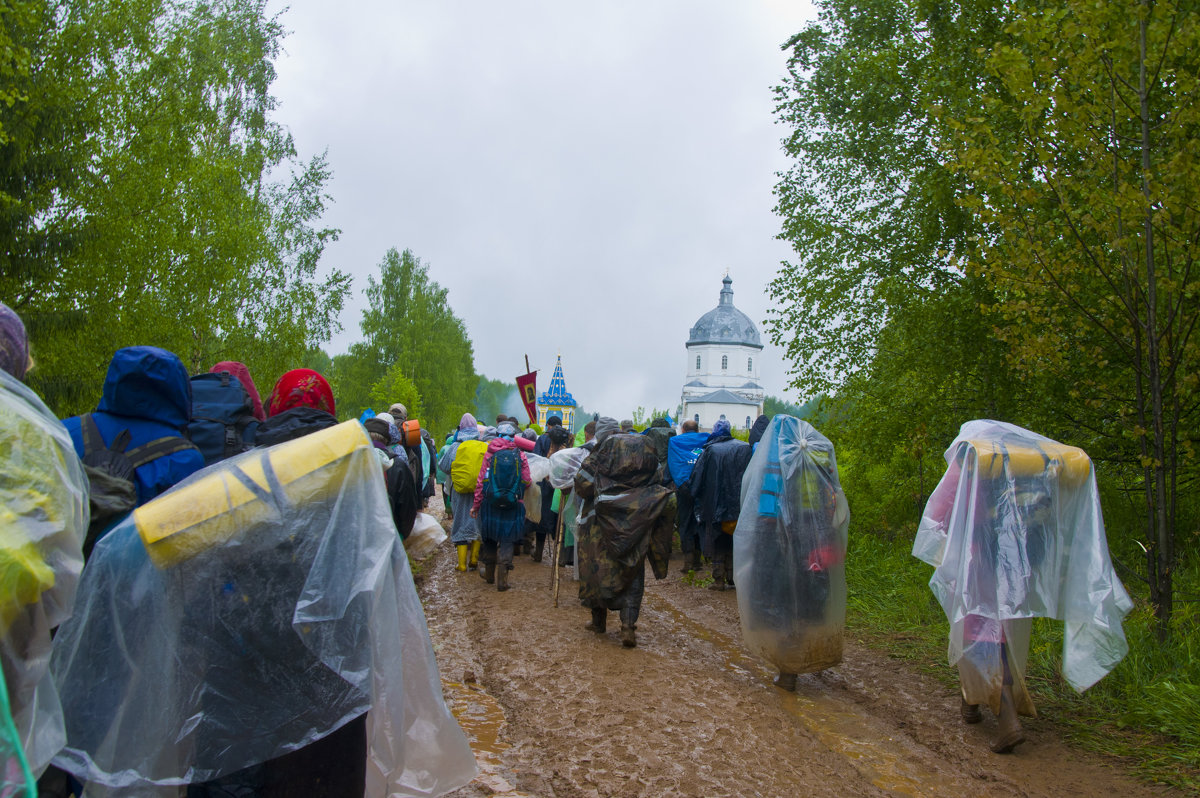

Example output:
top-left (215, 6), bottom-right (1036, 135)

top-left (575, 418), bottom-right (675, 648)
top-left (48, 419), bottom-right (476, 796)
top-left (913, 419), bottom-right (1132, 754)
top-left (734, 415), bottom-right (848, 692)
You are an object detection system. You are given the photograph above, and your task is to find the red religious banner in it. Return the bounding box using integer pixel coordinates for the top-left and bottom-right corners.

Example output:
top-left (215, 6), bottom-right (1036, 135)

top-left (516, 371), bottom-right (537, 423)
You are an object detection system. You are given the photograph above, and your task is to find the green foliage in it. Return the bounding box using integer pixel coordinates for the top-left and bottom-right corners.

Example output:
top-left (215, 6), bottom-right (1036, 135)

top-left (2, 0), bottom-right (349, 415)
top-left (368, 362), bottom-right (422, 423)
top-left (628, 406), bottom-right (673, 430)
top-left (764, 394), bottom-right (824, 422)
top-left (474, 375), bottom-right (518, 428)
top-left (357, 248), bottom-right (477, 434)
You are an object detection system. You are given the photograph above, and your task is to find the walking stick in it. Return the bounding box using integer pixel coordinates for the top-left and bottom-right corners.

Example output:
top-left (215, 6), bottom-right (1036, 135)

top-left (551, 493), bottom-right (566, 607)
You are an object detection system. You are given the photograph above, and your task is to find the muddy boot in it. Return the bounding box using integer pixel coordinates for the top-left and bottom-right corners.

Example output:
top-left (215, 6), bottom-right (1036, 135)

top-left (774, 672), bottom-right (797, 692)
top-left (455, 544), bottom-right (468, 572)
top-left (585, 607), bottom-right (607, 633)
top-left (496, 564), bottom-right (509, 592)
top-left (468, 540), bottom-right (481, 570)
top-left (481, 561), bottom-right (495, 584)
top-left (621, 625), bottom-right (637, 648)
top-left (991, 684), bottom-right (1025, 753)
top-left (532, 535), bottom-right (545, 563)
top-left (708, 562), bottom-right (726, 591)
top-left (960, 696), bottom-right (982, 724)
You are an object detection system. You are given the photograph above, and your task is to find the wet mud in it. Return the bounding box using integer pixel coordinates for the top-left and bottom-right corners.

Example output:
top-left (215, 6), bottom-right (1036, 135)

top-left (419, 501), bottom-right (1179, 797)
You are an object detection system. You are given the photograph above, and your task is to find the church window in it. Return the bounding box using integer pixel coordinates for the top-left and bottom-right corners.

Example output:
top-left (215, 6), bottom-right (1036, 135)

top-left (695, 355), bottom-right (701, 370)
top-left (694, 413), bottom-right (700, 424)
top-left (746, 416), bottom-right (751, 428)
top-left (721, 355), bottom-right (728, 370)
top-left (748, 357), bottom-right (753, 372)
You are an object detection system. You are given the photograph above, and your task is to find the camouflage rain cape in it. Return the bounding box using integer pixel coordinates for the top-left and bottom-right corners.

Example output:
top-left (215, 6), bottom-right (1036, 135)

top-left (574, 434), bottom-right (674, 607)
top-left (733, 416), bottom-right (849, 675)
top-left (0, 370), bottom-right (87, 793)
top-left (49, 421), bottom-right (475, 796)
top-left (913, 420), bottom-right (1132, 715)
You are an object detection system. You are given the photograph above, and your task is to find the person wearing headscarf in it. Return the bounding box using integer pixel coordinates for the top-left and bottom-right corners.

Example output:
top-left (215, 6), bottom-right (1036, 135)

top-left (469, 423), bottom-right (531, 591)
top-left (210, 361), bottom-right (266, 422)
top-left (388, 403), bottom-right (408, 424)
top-left (734, 416), bottom-right (849, 692)
top-left (574, 417), bottom-right (675, 648)
top-left (683, 418), bottom-right (752, 591)
top-left (256, 369), bottom-right (338, 446)
top-left (0, 304), bottom-right (87, 794)
top-left (438, 413), bottom-right (483, 570)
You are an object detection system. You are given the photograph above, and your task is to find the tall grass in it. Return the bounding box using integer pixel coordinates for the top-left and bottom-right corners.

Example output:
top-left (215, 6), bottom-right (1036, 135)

top-left (846, 529), bottom-right (1200, 790)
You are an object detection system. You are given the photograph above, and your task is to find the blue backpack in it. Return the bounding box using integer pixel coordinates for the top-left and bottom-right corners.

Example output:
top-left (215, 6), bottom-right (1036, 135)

top-left (485, 448), bottom-right (524, 509)
top-left (186, 371), bottom-right (259, 465)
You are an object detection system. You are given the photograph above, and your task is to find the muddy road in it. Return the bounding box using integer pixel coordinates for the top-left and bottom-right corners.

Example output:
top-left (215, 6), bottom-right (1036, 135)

top-left (418, 508), bottom-right (1176, 798)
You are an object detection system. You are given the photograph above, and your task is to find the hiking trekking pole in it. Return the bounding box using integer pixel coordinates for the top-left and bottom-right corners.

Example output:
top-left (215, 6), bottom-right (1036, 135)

top-left (551, 500), bottom-right (566, 607)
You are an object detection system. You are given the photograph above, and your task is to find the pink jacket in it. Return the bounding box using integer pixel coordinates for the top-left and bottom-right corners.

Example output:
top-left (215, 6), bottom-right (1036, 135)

top-left (473, 438), bottom-right (532, 514)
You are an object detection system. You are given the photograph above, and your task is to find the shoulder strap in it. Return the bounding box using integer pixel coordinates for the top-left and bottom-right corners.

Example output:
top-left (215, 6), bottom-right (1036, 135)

top-left (82, 414), bottom-right (132, 456)
top-left (125, 436), bottom-right (200, 469)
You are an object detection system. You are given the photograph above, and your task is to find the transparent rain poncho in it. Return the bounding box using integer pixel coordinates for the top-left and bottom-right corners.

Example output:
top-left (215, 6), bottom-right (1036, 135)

top-left (0, 370), bottom-right (88, 792)
top-left (734, 416), bottom-right (849, 675)
top-left (913, 420), bottom-right (1132, 715)
top-left (49, 421), bottom-right (475, 796)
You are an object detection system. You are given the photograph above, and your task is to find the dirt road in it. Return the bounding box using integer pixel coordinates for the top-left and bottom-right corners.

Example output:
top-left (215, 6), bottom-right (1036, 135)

top-left (418, 510), bottom-right (1176, 798)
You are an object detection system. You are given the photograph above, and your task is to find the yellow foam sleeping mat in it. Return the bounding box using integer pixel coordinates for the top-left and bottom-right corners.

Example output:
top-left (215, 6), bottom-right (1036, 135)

top-left (967, 438), bottom-right (1091, 486)
top-left (134, 420), bottom-right (370, 569)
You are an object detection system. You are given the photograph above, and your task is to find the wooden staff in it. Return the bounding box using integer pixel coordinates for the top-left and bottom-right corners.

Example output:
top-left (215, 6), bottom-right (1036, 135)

top-left (551, 491), bottom-right (567, 607)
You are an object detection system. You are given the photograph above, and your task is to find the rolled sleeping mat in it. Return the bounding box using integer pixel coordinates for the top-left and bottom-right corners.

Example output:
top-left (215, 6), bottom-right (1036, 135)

top-left (134, 420), bottom-right (370, 569)
top-left (967, 438), bottom-right (1091, 486)
top-left (512, 435), bottom-right (535, 452)
top-left (400, 419), bottom-right (422, 447)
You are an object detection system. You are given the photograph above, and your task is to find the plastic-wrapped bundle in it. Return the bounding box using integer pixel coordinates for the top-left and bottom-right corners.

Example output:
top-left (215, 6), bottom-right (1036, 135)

top-left (49, 420), bottom-right (475, 796)
top-left (913, 420), bottom-right (1131, 714)
top-left (404, 512), bottom-right (447, 560)
top-left (734, 416), bottom-right (848, 675)
top-left (548, 447), bottom-right (588, 490)
top-left (0, 370), bottom-right (87, 788)
top-left (525, 453), bottom-right (550, 484)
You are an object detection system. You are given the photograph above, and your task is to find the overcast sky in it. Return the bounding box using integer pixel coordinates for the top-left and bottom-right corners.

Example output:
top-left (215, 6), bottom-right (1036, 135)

top-left (266, 1), bottom-right (817, 418)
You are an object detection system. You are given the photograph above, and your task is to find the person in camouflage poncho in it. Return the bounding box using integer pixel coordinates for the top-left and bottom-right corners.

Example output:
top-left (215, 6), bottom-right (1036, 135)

top-left (574, 418), bottom-right (675, 648)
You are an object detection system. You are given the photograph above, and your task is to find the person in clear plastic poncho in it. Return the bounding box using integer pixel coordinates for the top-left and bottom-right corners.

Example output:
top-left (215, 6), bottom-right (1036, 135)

top-left (913, 420), bottom-right (1132, 754)
top-left (733, 416), bottom-right (848, 692)
top-left (48, 420), bottom-right (475, 796)
top-left (0, 314), bottom-right (88, 797)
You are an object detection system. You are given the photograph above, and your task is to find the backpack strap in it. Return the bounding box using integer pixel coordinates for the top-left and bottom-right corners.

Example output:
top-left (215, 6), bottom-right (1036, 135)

top-left (125, 436), bottom-right (200, 470)
top-left (82, 414), bottom-right (132, 456)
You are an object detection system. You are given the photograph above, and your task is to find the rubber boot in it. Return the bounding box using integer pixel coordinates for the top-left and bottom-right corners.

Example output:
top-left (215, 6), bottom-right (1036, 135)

top-left (468, 540), bottom-right (481, 570)
top-left (774, 672), bottom-right (797, 692)
top-left (621, 625), bottom-right (637, 648)
top-left (960, 696), bottom-right (982, 724)
top-left (481, 561), bottom-right (495, 584)
top-left (991, 684), bottom-right (1025, 753)
top-left (496, 564), bottom-right (509, 592)
top-left (585, 607), bottom-right (606, 633)
top-left (455, 544), bottom-right (468, 572)
top-left (532, 535), bottom-right (546, 563)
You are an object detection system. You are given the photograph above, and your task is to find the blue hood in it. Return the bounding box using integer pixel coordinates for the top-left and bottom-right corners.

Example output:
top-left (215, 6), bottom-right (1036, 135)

top-left (97, 346), bottom-right (192, 430)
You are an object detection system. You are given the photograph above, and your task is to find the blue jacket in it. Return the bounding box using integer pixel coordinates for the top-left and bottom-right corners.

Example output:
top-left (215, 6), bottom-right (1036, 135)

top-left (62, 346), bottom-right (206, 505)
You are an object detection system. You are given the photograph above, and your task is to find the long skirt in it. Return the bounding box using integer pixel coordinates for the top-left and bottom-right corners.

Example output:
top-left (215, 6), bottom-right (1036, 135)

top-left (449, 490), bottom-right (479, 544)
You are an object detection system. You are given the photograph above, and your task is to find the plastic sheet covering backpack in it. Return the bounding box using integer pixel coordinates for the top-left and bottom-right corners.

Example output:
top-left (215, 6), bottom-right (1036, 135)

top-left (912, 419), bottom-right (1132, 714)
top-left (0, 369), bottom-right (87, 788)
top-left (548, 447), bottom-right (589, 490)
top-left (49, 420), bottom-right (476, 796)
top-left (734, 416), bottom-right (849, 675)
top-left (404, 512), bottom-right (447, 560)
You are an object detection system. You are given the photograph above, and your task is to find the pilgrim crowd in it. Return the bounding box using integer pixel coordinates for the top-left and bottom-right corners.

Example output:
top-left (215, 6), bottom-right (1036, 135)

top-left (0, 299), bottom-right (1136, 796)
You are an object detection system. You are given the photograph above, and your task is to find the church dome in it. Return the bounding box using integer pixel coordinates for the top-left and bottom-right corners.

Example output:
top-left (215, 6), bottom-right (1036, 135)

top-left (687, 276), bottom-right (762, 349)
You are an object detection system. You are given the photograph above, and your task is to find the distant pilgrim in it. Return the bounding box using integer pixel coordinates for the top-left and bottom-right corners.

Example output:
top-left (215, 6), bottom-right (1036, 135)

top-left (679, 275), bottom-right (764, 432)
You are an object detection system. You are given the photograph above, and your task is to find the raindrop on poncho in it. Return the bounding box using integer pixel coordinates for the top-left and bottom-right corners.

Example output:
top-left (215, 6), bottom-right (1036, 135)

top-left (912, 420), bottom-right (1132, 715)
top-left (733, 416), bottom-right (848, 675)
top-left (49, 421), bottom-right (475, 795)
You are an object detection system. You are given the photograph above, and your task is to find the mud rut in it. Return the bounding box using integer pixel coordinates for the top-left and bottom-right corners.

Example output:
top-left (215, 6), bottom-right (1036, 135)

top-left (418, 502), bottom-right (1176, 798)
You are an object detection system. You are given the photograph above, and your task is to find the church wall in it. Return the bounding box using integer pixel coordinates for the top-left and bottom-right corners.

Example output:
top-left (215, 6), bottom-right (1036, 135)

top-left (684, 343), bottom-right (762, 390)
top-left (682, 400), bottom-right (763, 432)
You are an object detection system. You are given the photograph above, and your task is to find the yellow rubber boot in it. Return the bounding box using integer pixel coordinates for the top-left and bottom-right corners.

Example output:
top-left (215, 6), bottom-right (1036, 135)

top-left (455, 544), bottom-right (468, 572)
top-left (469, 540), bottom-right (481, 570)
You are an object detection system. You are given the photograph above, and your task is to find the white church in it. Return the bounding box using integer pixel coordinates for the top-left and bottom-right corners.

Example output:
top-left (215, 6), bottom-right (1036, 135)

top-left (680, 275), bottom-right (765, 431)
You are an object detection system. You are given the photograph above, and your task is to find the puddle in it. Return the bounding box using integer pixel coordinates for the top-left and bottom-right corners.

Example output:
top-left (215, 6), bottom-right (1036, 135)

top-left (647, 593), bottom-right (969, 796)
top-left (445, 679), bottom-right (532, 797)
